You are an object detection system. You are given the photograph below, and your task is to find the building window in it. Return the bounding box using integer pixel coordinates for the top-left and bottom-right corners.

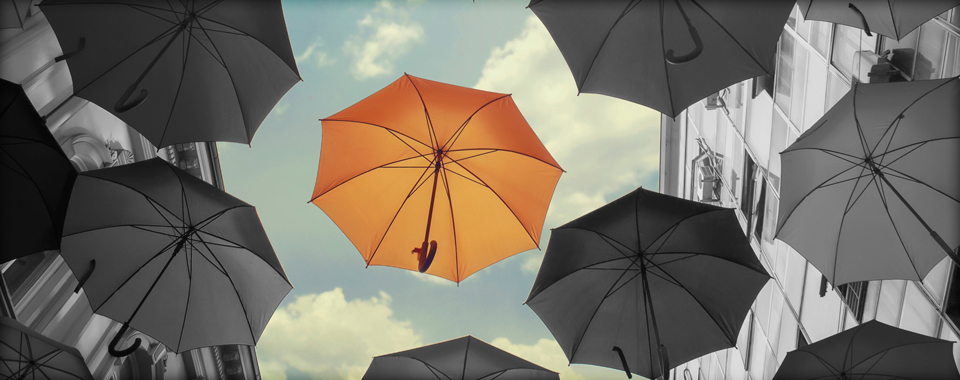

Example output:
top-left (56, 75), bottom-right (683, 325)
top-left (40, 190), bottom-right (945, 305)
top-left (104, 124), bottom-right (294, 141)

top-left (741, 154), bottom-right (757, 218)
top-left (836, 281), bottom-right (868, 322)
top-left (831, 24), bottom-right (877, 81)
top-left (753, 178), bottom-right (767, 241)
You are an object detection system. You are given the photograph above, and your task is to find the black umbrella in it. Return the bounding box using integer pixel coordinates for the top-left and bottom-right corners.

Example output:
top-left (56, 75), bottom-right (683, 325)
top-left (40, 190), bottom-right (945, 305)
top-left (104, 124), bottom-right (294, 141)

top-left (525, 187), bottom-right (770, 379)
top-left (773, 320), bottom-right (960, 380)
top-left (776, 77), bottom-right (960, 286)
top-left (528, 0), bottom-right (794, 117)
top-left (361, 335), bottom-right (560, 380)
top-left (0, 79), bottom-right (77, 263)
top-left (61, 158), bottom-right (291, 357)
top-left (38, 0), bottom-right (300, 147)
top-left (0, 0), bottom-right (33, 29)
top-left (797, 0), bottom-right (960, 40)
top-left (0, 316), bottom-right (94, 380)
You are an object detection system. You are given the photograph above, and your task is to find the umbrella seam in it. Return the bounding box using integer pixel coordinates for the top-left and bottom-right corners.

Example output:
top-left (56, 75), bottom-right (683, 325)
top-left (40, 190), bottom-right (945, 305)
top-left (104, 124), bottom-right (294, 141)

top-left (878, 162), bottom-right (960, 204)
top-left (157, 25), bottom-right (195, 159)
top-left (872, 171), bottom-right (926, 281)
top-left (439, 167), bottom-right (462, 283)
top-left (440, 93), bottom-right (512, 152)
top-left (775, 152), bottom-right (864, 238)
top-left (193, 6), bottom-right (302, 76)
top-left (192, 16), bottom-right (253, 144)
top-left (404, 74), bottom-right (439, 148)
top-left (0, 149), bottom-right (68, 238)
top-left (447, 148), bottom-right (564, 170)
top-left (376, 355), bottom-right (452, 380)
top-left (365, 156), bottom-right (438, 266)
top-left (319, 119), bottom-right (434, 150)
top-left (687, 0), bottom-right (776, 75)
top-left (659, 0), bottom-right (676, 117)
top-left (195, 232), bottom-right (261, 347)
top-left (310, 153), bottom-right (434, 201)
top-left (868, 78), bottom-right (957, 156)
top-left (578, 0), bottom-right (643, 93)
top-left (828, 157), bottom-right (875, 284)
top-left (461, 337), bottom-right (471, 380)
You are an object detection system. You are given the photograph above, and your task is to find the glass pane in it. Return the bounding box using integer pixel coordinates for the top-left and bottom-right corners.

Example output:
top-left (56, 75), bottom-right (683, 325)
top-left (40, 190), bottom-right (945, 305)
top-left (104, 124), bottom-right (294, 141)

top-left (832, 25), bottom-right (864, 79)
top-left (787, 5), bottom-right (798, 30)
top-left (825, 70), bottom-right (850, 111)
top-left (809, 21), bottom-right (833, 58)
top-left (875, 280), bottom-right (906, 326)
top-left (776, 33), bottom-right (796, 116)
top-left (800, 263), bottom-right (842, 342)
top-left (945, 33), bottom-right (960, 77)
top-left (899, 282), bottom-right (939, 335)
top-left (776, 311), bottom-right (799, 363)
top-left (923, 258), bottom-right (952, 305)
top-left (784, 246), bottom-right (806, 307)
top-left (802, 56), bottom-right (828, 132)
top-left (748, 322), bottom-right (768, 380)
top-left (790, 46), bottom-right (809, 126)
top-left (884, 29), bottom-right (920, 77)
top-left (768, 111), bottom-right (788, 192)
top-left (916, 23), bottom-right (948, 80)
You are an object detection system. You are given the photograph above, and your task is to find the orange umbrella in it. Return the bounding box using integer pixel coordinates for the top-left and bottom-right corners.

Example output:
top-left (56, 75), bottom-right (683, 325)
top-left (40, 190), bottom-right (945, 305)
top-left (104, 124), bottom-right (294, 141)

top-left (311, 74), bottom-right (562, 283)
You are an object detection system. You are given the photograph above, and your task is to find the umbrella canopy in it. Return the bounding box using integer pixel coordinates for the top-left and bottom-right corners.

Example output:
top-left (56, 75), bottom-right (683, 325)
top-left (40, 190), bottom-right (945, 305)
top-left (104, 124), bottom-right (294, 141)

top-left (773, 320), bottom-right (960, 380)
top-left (0, 316), bottom-right (94, 380)
top-left (38, 0), bottom-right (300, 147)
top-left (797, 0), bottom-right (960, 40)
top-left (0, 0), bottom-right (33, 29)
top-left (0, 79), bottom-right (77, 263)
top-left (528, 0), bottom-right (794, 117)
top-left (311, 74), bottom-right (563, 283)
top-left (776, 77), bottom-right (960, 286)
top-left (61, 158), bottom-right (291, 356)
top-left (361, 335), bottom-right (560, 380)
top-left (525, 187), bottom-right (770, 379)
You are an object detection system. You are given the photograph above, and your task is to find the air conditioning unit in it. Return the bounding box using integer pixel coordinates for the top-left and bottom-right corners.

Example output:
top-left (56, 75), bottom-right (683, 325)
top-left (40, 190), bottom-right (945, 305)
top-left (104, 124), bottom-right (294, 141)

top-left (696, 165), bottom-right (720, 203)
top-left (705, 92), bottom-right (720, 110)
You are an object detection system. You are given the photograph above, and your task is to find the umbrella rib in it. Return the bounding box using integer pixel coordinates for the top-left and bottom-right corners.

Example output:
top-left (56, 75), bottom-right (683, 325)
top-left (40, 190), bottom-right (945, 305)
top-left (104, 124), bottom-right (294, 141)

top-left (441, 167), bottom-right (486, 188)
top-left (33, 351), bottom-right (89, 380)
top-left (186, 24), bottom-right (228, 69)
top-left (155, 20), bottom-right (195, 146)
top-left (846, 341), bottom-right (953, 378)
top-left (826, 160), bottom-right (875, 284)
top-left (404, 74), bottom-right (439, 148)
top-left (192, 13), bottom-right (302, 75)
top-left (873, 172), bottom-right (926, 281)
top-left (366, 157), bottom-right (438, 266)
top-left (386, 129), bottom-right (434, 162)
top-left (568, 252), bottom-right (644, 361)
top-left (578, 0), bottom-right (644, 93)
top-left (440, 94), bottom-right (512, 151)
top-left (687, 0), bottom-right (773, 74)
top-left (310, 153), bottom-right (434, 201)
top-left (775, 156), bottom-right (866, 239)
top-left (447, 148), bottom-right (563, 170)
top-left (446, 158), bottom-right (540, 248)
top-left (842, 169), bottom-right (879, 215)
top-left (64, 175), bottom-right (187, 229)
top-left (320, 119), bottom-right (433, 150)
top-left (658, 0), bottom-right (676, 116)
top-left (69, 23), bottom-right (183, 96)
top-left (793, 349), bottom-right (845, 378)
top-left (868, 77), bottom-right (957, 156)
top-left (193, 232), bottom-right (260, 347)
top-left (192, 15), bottom-right (252, 142)
top-left (439, 167), bottom-right (462, 283)
top-left (879, 165), bottom-right (960, 204)
top-left (124, 3), bottom-right (183, 26)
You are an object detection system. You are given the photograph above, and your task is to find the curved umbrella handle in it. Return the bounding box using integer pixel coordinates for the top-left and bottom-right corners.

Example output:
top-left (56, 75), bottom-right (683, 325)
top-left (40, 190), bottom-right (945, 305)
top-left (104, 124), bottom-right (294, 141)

top-left (659, 344), bottom-right (670, 380)
top-left (848, 3), bottom-right (873, 37)
top-left (612, 346), bottom-right (632, 379)
top-left (108, 322), bottom-right (141, 357)
top-left (115, 82), bottom-right (148, 113)
top-left (74, 259), bottom-right (95, 293)
top-left (55, 37), bottom-right (86, 62)
top-left (665, 0), bottom-right (703, 65)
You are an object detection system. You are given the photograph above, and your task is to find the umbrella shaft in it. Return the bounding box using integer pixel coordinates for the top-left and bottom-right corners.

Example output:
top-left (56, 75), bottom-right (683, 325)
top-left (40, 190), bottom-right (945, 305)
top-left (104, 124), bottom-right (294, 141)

top-left (639, 259), bottom-right (665, 377)
top-left (423, 164), bottom-right (440, 244)
top-left (870, 164), bottom-right (959, 265)
top-left (124, 15), bottom-right (195, 102)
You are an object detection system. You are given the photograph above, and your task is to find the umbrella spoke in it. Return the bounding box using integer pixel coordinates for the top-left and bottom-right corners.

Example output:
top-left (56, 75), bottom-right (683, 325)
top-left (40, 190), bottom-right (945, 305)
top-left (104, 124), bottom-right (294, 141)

top-left (366, 157), bottom-right (438, 265)
top-left (440, 94), bottom-right (511, 151)
top-left (404, 74), bottom-right (439, 148)
top-left (568, 252), bottom-right (644, 360)
top-left (872, 173), bottom-right (925, 281)
top-left (319, 119), bottom-right (433, 151)
top-left (71, 21), bottom-right (184, 96)
top-left (446, 158), bottom-right (540, 248)
top-left (580, 0), bottom-right (643, 91)
top-left (877, 164), bottom-right (960, 204)
top-left (439, 166), bottom-right (461, 282)
top-left (310, 154), bottom-right (435, 201)
top-left (446, 148), bottom-right (563, 170)
top-left (441, 167), bottom-right (487, 188)
top-left (194, 232), bottom-right (259, 345)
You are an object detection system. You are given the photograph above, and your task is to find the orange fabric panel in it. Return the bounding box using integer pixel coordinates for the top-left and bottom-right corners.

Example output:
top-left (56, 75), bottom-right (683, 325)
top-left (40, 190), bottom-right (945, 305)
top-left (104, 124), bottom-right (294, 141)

top-left (312, 74), bottom-right (563, 283)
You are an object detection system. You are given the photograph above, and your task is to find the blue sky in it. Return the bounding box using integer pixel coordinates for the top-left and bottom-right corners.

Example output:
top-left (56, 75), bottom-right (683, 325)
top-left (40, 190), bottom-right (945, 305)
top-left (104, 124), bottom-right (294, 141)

top-left (216, 1), bottom-right (661, 378)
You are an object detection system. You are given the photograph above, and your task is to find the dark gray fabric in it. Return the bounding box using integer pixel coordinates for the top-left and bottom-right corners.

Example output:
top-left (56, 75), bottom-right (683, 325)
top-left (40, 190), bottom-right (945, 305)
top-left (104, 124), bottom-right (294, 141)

top-left (529, 0), bottom-right (793, 117)
top-left (0, 0), bottom-right (32, 29)
top-left (0, 79), bottom-right (77, 262)
top-left (797, 0), bottom-right (960, 40)
top-left (362, 336), bottom-right (560, 380)
top-left (0, 316), bottom-right (94, 380)
top-left (60, 158), bottom-right (291, 352)
top-left (526, 187), bottom-right (769, 379)
top-left (774, 320), bottom-right (960, 380)
top-left (776, 77), bottom-right (960, 285)
top-left (39, 0), bottom-right (301, 147)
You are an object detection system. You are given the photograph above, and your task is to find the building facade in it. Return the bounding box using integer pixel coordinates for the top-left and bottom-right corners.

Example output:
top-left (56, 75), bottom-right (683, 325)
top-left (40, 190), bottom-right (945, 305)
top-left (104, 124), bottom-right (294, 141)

top-left (661, 5), bottom-right (960, 380)
top-left (1, 3), bottom-right (261, 379)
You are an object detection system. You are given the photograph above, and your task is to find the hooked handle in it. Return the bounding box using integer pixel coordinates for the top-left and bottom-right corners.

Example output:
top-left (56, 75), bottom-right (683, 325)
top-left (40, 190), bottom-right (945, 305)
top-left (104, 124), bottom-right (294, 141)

top-left (55, 37), bottom-right (86, 62)
top-left (108, 322), bottom-right (141, 357)
top-left (74, 259), bottom-right (95, 293)
top-left (415, 240), bottom-right (438, 273)
top-left (659, 344), bottom-right (670, 380)
top-left (848, 3), bottom-right (873, 36)
top-left (114, 82), bottom-right (148, 113)
top-left (612, 346), bottom-right (632, 379)
top-left (665, 0), bottom-right (703, 65)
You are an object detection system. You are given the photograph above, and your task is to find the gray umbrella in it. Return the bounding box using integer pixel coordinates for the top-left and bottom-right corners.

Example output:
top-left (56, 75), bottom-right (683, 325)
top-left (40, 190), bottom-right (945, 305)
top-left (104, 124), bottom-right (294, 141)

top-left (776, 77), bottom-right (960, 286)
top-left (797, 0), bottom-right (960, 40)
top-left (773, 320), bottom-right (960, 380)
top-left (0, 316), bottom-right (93, 380)
top-left (525, 187), bottom-right (770, 379)
top-left (38, 0), bottom-right (300, 147)
top-left (61, 158), bottom-right (291, 357)
top-left (528, 0), bottom-right (794, 117)
top-left (362, 336), bottom-right (559, 380)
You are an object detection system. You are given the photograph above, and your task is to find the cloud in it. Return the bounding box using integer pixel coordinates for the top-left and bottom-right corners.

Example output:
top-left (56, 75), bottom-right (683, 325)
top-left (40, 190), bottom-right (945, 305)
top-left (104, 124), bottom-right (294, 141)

top-left (343, 0), bottom-right (424, 80)
top-left (257, 288), bottom-right (422, 379)
top-left (490, 337), bottom-right (585, 380)
top-left (474, 16), bottom-right (661, 229)
top-left (408, 270), bottom-right (455, 286)
top-left (272, 103), bottom-right (290, 116)
top-left (296, 37), bottom-right (335, 68)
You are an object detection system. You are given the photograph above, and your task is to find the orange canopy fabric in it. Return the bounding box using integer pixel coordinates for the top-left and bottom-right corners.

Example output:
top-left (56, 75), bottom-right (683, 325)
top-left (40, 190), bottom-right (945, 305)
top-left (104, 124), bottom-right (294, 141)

top-left (312, 74), bottom-right (562, 283)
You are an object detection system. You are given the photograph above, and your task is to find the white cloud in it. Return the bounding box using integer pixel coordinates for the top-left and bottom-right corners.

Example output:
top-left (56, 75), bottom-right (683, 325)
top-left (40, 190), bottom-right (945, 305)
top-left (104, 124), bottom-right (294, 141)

top-left (343, 0), bottom-right (424, 80)
top-left (272, 103), bottom-right (290, 116)
top-left (408, 270), bottom-right (455, 286)
top-left (491, 337), bottom-right (633, 380)
top-left (257, 288), bottom-right (422, 379)
top-left (474, 15), bottom-right (661, 229)
top-left (296, 37), bottom-right (335, 68)
top-left (521, 252), bottom-right (543, 274)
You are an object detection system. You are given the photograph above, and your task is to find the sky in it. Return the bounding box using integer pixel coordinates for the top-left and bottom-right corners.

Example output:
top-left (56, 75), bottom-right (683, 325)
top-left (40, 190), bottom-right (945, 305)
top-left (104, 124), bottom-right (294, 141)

top-left (216, 1), bottom-right (661, 379)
